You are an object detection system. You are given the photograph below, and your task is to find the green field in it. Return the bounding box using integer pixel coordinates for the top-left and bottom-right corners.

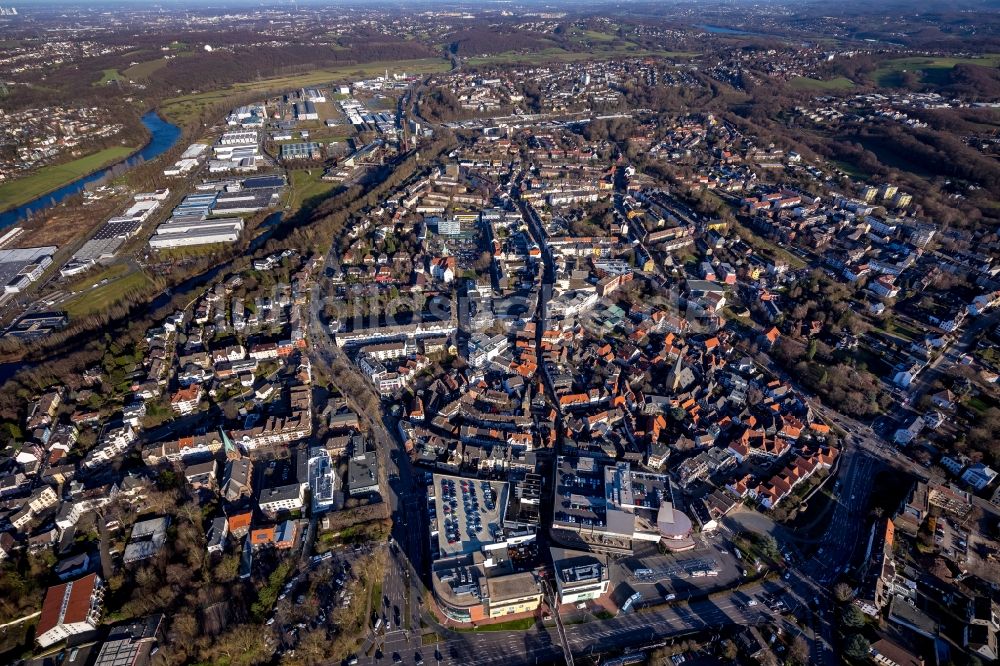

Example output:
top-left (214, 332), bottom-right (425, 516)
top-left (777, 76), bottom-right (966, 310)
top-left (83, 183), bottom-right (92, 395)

top-left (831, 159), bottom-right (872, 179)
top-left (0, 145), bottom-right (137, 212)
top-left (965, 395), bottom-right (995, 414)
top-left (124, 58), bottom-right (170, 80)
top-left (96, 68), bottom-right (124, 85)
top-left (873, 55), bottom-right (1000, 87)
top-left (160, 58), bottom-right (450, 125)
top-left (65, 262), bottom-right (130, 292)
top-left (453, 617), bottom-right (536, 632)
top-left (287, 168), bottom-right (337, 212)
top-left (565, 27), bottom-right (627, 45)
top-left (788, 76), bottom-right (855, 91)
top-left (149, 243), bottom-right (228, 260)
top-left (63, 270), bottom-right (151, 317)
top-left (580, 29), bottom-right (618, 42)
top-left (734, 220), bottom-right (807, 270)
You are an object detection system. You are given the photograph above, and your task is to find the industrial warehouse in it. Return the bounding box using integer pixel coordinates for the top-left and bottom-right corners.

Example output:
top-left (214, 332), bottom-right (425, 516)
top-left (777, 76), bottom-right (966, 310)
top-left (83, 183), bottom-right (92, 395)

top-left (61, 190), bottom-right (170, 277)
top-left (148, 176), bottom-right (284, 249)
top-left (0, 246), bottom-right (55, 295)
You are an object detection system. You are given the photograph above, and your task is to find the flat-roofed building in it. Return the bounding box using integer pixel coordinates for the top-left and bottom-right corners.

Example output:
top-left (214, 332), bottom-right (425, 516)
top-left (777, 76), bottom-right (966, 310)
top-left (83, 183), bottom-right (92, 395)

top-left (429, 473), bottom-right (539, 623)
top-left (280, 142), bottom-right (322, 160)
top-left (347, 450), bottom-right (379, 497)
top-left (483, 571), bottom-right (541, 618)
top-left (93, 614), bottom-right (162, 666)
top-left (149, 217), bottom-right (244, 249)
top-left (258, 483), bottom-right (305, 517)
top-left (552, 456), bottom-right (694, 553)
top-left (123, 517), bottom-right (169, 563)
top-left (551, 547), bottom-right (610, 604)
top-left (308, 446), bottom-right (337, 512)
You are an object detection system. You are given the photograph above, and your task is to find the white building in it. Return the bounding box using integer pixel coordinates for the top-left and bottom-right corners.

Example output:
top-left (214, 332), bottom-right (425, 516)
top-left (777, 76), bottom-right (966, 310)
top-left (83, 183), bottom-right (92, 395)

top-left (962, 463), bottom-right (998, 491)
top-left (149, 217), bottom-right (244, 249)
top-left (308, 447), bottom-right (337, 513)
top-left (437, 216), bottom-right (462, 236)
top-left (83, 422), bottom-right (137, 469)
top-left (258, 484), bottom-right (305, 516)
top-left (36, 573), bottom-right (103, 648)
top-left (467, 332), bottom-right (509, 369)
top-left (553, 553), bottom-right (610, 605)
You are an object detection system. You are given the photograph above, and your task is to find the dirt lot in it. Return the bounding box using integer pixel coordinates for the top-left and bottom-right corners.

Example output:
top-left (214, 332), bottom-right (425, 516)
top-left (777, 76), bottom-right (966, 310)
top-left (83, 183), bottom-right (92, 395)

top-left (16, 195), bottom-right (124, 248)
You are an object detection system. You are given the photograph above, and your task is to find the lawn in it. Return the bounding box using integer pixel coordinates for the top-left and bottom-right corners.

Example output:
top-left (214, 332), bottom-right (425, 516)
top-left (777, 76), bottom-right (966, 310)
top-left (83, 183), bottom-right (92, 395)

top-left (287, 168), bottom-right (337, 212)
top-left (873, 55), bottom-right (1000, 87)
top-left (975, 345), bottom-right (1000, 371)
top-left (565, 27), bottom-right (630, 46)
top-left (123, 58), bottom-right (170, 80)
top-left (581, 29), bottom-right (618, 42)
top-left (454, 617), bottom-right (536, 632)
top-left (63, 270), bottom-right (151, 317)
top-left (788, 76), bottom-right (855, 91)
top-left (0, 145), bottom-right (137, 212)
top-left (95, 68), bottom-right (124, 85)
top-left (160, 57), bottom-right (450, 125)
top-left (831, 159), bottom-right (872, 179)
top-left (65, 262), bottom-right (130, 292)
top-left (148, 243), bottom-right (228, 260)
top-left (966, 396), bottom-right (991, 414)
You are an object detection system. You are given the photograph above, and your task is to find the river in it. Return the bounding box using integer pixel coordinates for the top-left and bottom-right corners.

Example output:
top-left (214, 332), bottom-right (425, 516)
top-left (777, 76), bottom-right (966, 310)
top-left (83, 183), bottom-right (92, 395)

top-left (0, 111), bottom-right (182, 229)
top-left (698, 24), bottom-right (755, 35)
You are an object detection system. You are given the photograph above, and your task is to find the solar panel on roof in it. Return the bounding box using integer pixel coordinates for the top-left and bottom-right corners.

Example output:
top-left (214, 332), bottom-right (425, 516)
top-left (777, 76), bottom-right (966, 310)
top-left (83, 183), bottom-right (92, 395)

top-left (244, 176), bottom-right (284, 189)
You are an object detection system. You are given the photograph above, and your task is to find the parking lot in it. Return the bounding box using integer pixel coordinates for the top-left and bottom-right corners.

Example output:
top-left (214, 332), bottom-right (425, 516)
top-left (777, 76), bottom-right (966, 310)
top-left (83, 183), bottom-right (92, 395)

top-left (611, 535), bottom-right (745, 602)
top-left (433, 474), bottom-right (507, 557)
top-left (266, 548), bottom-right (365, 659)
top-left (625, 556), bottom-right (722, 582)
top-left (933, 514), bottom-right (969, 562)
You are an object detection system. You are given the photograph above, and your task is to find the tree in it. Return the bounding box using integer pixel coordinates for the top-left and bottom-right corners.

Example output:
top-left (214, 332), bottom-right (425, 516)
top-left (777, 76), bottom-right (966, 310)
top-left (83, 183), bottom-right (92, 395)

top-left (788, 635), bottom-right (810, 665)
top-left (213, 554), bottom-right (240, 583)
top-left (843, 633), bottom-right (870, 661)
top-left (156, 469), bottom-right (180, 490)
top-left (759, 534), bottom-right (780, 560)
top-left (833, 582), bottom-right (854, 603)
top-left (211, 624), bottom-right (270, 665)
top-left (842, 603), bottom-right (866, 629)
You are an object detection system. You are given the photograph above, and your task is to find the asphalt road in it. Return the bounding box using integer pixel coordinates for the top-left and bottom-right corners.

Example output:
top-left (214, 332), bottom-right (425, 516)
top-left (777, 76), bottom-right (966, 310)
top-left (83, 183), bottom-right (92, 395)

top-left (360, 581), bottom-right (779, 666)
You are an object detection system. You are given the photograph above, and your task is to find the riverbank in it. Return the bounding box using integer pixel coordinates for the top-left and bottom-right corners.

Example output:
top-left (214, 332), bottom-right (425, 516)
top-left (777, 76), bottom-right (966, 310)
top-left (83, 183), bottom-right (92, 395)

top-left (0, 144), bottom-right (138, 213)
top-left (0, 111), bottom-right (182, 228)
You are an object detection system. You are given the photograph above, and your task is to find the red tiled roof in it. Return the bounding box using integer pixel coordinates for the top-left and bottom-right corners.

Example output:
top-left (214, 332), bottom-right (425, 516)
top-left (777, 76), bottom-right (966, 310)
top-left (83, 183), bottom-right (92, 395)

top-left (38, 573), bottom-right (98, 637)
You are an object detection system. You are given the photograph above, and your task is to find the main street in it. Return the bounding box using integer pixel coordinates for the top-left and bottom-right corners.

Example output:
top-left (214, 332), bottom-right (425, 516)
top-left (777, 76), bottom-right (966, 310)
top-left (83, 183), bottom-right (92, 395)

top-left (362, 581), bottom-right (782, 666)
